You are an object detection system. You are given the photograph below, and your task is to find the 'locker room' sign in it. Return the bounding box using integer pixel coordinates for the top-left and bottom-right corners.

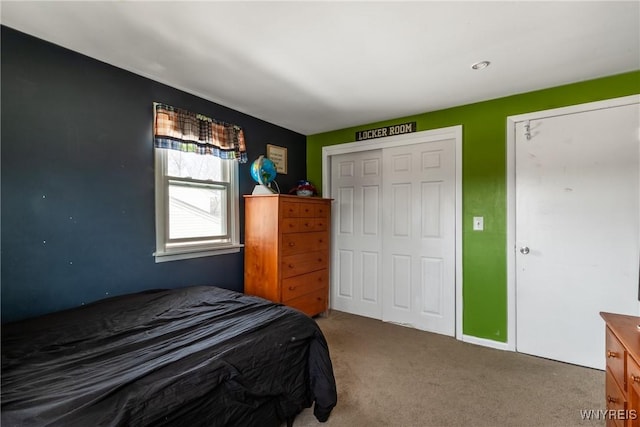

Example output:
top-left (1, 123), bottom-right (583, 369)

top-left (355, 122), bottom-right (417, 141)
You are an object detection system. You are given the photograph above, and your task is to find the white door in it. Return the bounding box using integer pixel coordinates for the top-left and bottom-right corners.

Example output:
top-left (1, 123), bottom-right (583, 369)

top-left (329, 135), bottom-right (457, 337)
top-left (382, 140), bottom-right (456, 336)
top-left (331, 150), bottom-right (383, 319)
top-left (515, 101), bottom-right (640, 369)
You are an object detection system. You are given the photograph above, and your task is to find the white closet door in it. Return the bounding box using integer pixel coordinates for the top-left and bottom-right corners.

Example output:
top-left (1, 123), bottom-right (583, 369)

top-left (381, 139), bottom-right (456, 336)
top-left (330, 150), bottom-right (383, 319)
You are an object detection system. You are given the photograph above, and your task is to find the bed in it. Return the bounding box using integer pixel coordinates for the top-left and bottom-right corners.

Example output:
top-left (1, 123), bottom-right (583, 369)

top-left (1, 286), bottom-right (337, 426)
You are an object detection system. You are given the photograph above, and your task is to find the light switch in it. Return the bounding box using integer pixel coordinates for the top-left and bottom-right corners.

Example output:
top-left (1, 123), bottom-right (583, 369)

top-left (473, 216), bottom-right (484, 231)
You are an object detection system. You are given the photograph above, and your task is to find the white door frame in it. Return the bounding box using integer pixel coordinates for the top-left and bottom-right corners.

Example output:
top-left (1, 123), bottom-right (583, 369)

top-left (506, 94), bottom-right (640, 351)
top-left (322, 125), bottom-right (463, 340)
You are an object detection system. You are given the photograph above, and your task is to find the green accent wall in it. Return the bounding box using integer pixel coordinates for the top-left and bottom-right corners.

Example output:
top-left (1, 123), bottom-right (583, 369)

top-left (306, 71), bottom-right (640, 343)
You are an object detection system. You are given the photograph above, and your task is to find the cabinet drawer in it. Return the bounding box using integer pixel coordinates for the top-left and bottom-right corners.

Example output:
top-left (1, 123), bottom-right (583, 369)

top-left (298, 203), bottom-right (315, 217)
top-left (281, 217), bottom-right (300, 233)
top-left (629, 353), bottom-right (640, 397)
top-left (281, 218), bottom-right (328, 233)
top-left (281, 251), bottom-right (327, 278)
top-left (282, 202), bottom-right (300, 218)
top-left (606, 327), bottom-right (627, 391)
top-left (282, 232), bottom-right (329, 256)
top-left (606, 415), bottom-right (623, 427)
top-left (606, 368), bottom-right (627, 412)
top-left (282, 269), bottom-right (328, 301)
top-left (315, 204), bottom-right (330, 218)
top-left (282, 201), bottom-right (316, 218)
top-left (286, 288), bottom-right (327, 317)
top-left (299, 218), bottom-right (328, 232)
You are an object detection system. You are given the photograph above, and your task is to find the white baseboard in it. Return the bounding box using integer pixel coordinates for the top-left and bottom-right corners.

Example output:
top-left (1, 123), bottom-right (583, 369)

top-left (462, 334), bottom-right (513, 351)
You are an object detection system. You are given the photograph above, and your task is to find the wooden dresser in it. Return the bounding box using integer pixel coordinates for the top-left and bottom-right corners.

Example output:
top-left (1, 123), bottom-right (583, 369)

top-left (601, 312), bottom-right (640, 427)
top-left (244, 194), bottom-right (331, 317)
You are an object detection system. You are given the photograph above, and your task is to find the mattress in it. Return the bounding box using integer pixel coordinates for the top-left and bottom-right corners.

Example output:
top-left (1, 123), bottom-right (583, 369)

top-left (1, 285), bottom-right (337, 426)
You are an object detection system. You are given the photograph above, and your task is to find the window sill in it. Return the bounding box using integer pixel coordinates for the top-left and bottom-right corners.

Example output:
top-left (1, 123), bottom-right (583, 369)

top-left (154, 244), bottom-right (244, 263)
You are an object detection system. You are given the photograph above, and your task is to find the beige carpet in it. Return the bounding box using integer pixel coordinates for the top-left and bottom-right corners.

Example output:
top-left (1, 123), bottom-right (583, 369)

top-left (291, 310), bottom-right (605, 427)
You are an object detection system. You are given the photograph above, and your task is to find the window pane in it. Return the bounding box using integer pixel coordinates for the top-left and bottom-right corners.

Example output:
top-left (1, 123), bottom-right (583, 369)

top-left (168, 182), bottom-right (227, 240)
top-left (167, 150), bottom-right (227, 182)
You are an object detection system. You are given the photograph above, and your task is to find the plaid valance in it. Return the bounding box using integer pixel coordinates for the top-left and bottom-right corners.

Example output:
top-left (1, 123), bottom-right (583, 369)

top-left (153, 103), bottom-right (247, 163)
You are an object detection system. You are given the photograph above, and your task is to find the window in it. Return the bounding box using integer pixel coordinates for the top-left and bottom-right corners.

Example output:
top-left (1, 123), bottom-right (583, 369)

top-left (152, 103), bottom-right (246, 262)
top-left (154, 148), bottom-right (241, 262)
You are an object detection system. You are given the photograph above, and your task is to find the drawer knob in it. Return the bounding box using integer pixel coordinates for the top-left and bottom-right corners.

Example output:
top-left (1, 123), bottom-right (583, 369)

top-left (288, 264), bottom-right (294, 268)
top-left (288, 286), bottom-right (296, 291)
top-left (288, 242), bottom-right (295, 247)
top-left (607, 350), bottom-right (619, 358)
top-left (607, 395), bottom-right (618, 404)
top-left (632, 374), bottom-right (640, 384)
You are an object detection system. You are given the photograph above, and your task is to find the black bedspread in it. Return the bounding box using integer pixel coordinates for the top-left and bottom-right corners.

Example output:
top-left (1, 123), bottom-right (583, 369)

top-left (1, 286), bottom-right (337, 426)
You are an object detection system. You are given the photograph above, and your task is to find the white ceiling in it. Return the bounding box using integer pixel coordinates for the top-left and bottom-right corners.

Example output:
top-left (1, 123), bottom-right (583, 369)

top-left (2, 1), bottom-right (639, 135)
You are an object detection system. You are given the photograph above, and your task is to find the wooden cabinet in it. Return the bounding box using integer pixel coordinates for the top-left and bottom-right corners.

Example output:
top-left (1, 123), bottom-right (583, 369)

top-left (244, 194), bottom-right (331, 317)
top-left (601, 312), bottom-right (640, 427)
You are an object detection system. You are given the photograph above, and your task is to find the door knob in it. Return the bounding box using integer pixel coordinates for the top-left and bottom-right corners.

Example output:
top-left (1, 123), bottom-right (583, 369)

top-left (520, 246), bottom-right (530, 255)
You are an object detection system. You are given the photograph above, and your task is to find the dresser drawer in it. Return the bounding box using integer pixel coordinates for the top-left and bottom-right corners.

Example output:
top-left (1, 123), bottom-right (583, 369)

top-left (298, 203), bottom-right (315, 217)
top-left (298, 218), bottom-right (328, 232)
top-left (629, 353), bottom-right (640, 397)
top-left (281, 201), bottom-right (300, 218)
top-left (282, 201), bottom-right (317, 218)
top-left (282, 269), bottom-right (328, 301)
top-left (606, 368), bottom-right (627, 412)
top-left (315, 204), bottom-right (330, 218)
top-left (281, 218), bottom-right (328, 233)
top-left (606, 326), bottom-right (627, 391)
top-left (286, 288), bottom-right (327, 317)
top-left (606, 414), bottom-right (623, 427)
top-left (281, 217), bottom-right (300, 233)
top-left (282, 232), bottom-right (329, 256)
top-left (281, 251), bottom-right (327, 278)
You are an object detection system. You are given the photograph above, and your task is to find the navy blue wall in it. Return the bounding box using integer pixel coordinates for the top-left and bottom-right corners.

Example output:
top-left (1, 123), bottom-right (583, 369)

top-left (1, 26), bottom-right (307, 323)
